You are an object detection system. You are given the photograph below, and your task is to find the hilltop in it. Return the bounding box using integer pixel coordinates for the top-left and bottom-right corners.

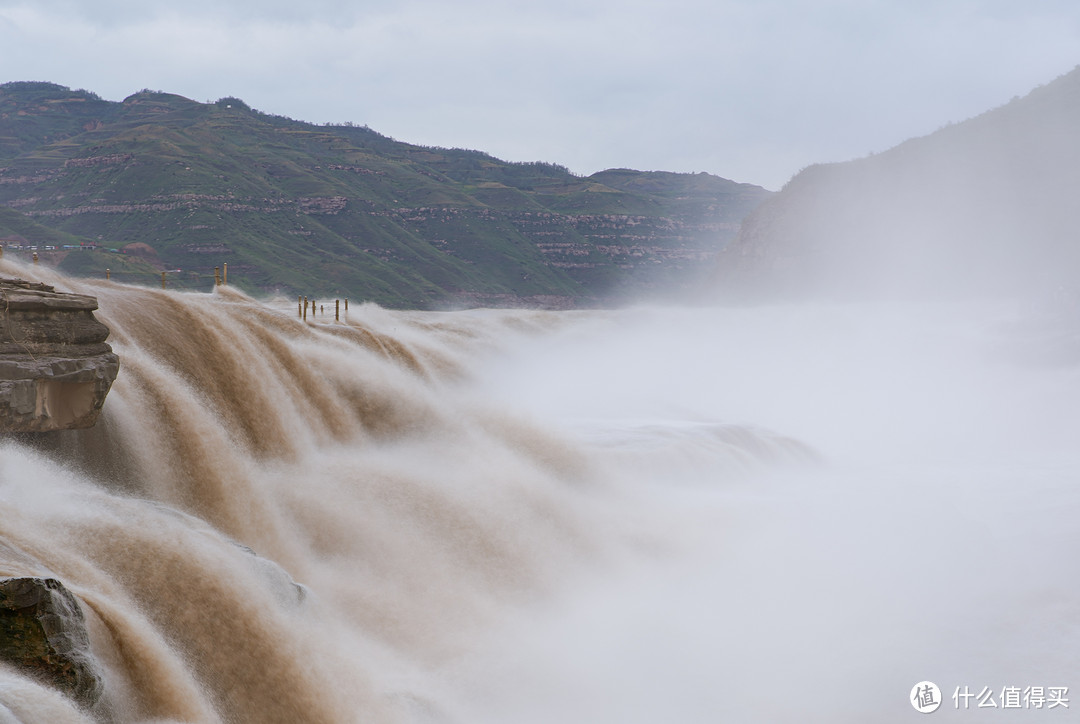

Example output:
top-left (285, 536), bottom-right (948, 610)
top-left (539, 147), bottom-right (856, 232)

top-left (0, 82), bottom-right (769, 307)
top-left (714, 66), bottom-right (1080, 301)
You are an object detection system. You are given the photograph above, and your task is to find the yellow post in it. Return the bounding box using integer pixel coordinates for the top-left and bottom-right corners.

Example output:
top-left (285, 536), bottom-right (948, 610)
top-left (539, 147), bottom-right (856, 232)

top-left (214, 267), bottom-right (221, 286)
top-left (161, 271), bottom-right (166, 289)
top-left (345, 299), bottom-right (349, 311)
top-left (32, 252), bottom-right (38, 265)
top-left (335, 299), bottom-right (339, 321)
top-left (223, 262), bottom-right (228, 286)
top-left (0, 245), bottom-right (4, 259)
top-left (303, 297), bottom-right (308, 321)
top-left (298, 295), bottom-right (302, 318)
top-left (106, 268), bottom-right (111, 280)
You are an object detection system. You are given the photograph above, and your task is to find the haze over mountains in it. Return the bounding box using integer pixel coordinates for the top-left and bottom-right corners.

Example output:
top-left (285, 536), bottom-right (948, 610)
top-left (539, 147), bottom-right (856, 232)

top-left (0, 82), bottom-right (768, 308)
top-left (717, 66), bottom-right (1080, 301)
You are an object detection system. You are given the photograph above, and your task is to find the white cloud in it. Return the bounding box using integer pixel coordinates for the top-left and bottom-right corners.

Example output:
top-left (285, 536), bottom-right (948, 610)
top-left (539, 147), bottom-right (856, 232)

top-left (1, 0), bottom-right (1078, 188)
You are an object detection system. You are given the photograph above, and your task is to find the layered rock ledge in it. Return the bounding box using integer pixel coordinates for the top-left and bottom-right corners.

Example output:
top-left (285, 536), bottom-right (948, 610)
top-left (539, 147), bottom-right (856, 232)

top-left (0, 278), bottom-right (118, 432)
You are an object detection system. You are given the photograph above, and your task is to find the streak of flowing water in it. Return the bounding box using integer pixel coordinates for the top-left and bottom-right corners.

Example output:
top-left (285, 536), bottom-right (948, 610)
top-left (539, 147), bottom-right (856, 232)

top-left (1, 259), bottom-right (1078, 722)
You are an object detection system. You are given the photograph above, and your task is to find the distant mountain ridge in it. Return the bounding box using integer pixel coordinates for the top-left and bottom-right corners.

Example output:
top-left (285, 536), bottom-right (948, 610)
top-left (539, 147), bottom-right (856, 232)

top-left (715, 66), bottom-right (1080, 300)
top-left (0, 82), bottom-right (770, 307)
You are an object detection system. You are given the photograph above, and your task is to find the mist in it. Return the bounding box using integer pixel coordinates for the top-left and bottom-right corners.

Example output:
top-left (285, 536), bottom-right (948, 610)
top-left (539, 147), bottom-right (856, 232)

top-left (422, 298), bottom-right (1079, 722)
top-left (717, 65), bottom-right (1080, 305)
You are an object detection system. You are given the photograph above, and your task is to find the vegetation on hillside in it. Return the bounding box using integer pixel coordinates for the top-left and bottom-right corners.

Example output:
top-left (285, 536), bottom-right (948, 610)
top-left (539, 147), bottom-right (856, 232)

top-left (0, 82), bottom-right (770, 307)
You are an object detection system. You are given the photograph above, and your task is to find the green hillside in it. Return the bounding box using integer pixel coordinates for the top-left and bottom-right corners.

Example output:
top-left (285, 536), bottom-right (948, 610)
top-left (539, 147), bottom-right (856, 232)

top-left (0, 82), bottom-right (770, 307)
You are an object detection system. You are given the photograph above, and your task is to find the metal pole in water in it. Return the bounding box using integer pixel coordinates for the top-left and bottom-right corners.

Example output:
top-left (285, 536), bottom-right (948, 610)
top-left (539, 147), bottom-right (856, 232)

top-left (106, 268), bottom-right (111, 281)
top-left (223, 262), bottom-right (228, 286)
top-left (214, 267), bottom-right (221, 286)
top-left (335, 299), bottom-right (340, 321)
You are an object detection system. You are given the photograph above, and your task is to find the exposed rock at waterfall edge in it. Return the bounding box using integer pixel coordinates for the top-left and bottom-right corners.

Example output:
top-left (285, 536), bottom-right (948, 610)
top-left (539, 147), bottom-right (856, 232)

top-left (0, 278), bottom-right (118, 432)
top-left (0, 576), bottom-right (104, 708)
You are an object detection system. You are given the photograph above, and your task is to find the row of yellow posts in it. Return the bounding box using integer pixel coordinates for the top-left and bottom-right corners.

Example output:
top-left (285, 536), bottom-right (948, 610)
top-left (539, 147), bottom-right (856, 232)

top-left (299, 296), bottom-right (348, 322)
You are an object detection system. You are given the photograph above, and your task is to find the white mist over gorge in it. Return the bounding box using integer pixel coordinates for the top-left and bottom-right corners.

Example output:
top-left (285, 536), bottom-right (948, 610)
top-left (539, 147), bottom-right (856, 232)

top-left (717, 65), bottom-right (1080, 301)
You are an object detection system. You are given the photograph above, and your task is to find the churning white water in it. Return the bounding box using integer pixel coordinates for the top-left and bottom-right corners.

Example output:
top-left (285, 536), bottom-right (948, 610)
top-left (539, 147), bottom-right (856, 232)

top-left (1, 259), bottom-right (1078, 722)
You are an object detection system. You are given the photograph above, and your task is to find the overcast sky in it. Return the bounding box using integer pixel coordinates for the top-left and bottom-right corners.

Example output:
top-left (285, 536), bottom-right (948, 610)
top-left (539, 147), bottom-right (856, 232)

top-left (0, 0), bottom-right (1077, 190)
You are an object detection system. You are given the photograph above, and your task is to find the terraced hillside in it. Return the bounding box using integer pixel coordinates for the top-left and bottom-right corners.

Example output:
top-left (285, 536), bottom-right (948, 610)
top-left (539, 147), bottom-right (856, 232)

top-left (0, 82), bottom-right (769, 307)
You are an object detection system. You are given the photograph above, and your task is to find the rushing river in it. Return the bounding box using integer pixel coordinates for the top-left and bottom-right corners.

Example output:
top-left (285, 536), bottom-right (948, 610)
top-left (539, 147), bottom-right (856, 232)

top-left (1, 260), bottom-right (1077, 722)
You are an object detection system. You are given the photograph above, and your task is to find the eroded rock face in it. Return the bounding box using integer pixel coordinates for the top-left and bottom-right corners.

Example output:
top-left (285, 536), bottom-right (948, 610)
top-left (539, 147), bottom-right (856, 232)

top-left (0, 577), bottom-right (104, 708)
top-left (0, 278), bottom-right (118, 432)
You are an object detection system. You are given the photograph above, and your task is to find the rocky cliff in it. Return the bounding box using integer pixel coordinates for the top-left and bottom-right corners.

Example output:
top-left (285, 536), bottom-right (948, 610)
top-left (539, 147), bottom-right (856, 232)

top-left (0, 278), bottom-right (118, 431)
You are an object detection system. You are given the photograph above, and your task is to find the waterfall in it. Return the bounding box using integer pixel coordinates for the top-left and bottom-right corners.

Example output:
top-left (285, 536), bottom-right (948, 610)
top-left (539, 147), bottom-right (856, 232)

top-left (1, 260), bottom-right (1077, 722)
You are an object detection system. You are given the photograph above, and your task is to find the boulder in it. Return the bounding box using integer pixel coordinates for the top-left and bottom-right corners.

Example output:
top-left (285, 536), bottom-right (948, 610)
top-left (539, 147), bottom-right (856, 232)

top-left (0, 577), bottom-right (103, 708)
top-left (0, 278), bottom-right (118, 431)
